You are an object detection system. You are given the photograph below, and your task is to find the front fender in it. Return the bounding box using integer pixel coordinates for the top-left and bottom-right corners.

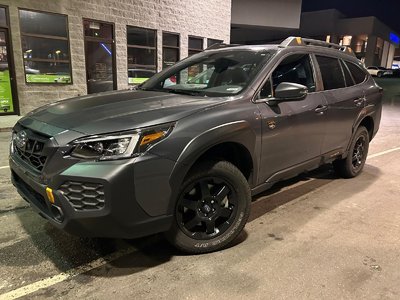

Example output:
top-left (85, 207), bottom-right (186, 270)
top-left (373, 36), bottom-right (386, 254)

top-left (167, 120), bottom-right (257, 214)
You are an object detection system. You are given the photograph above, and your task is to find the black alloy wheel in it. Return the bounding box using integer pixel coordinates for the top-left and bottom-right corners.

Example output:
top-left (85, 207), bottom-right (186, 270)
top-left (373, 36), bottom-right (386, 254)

top-left (176, 177), bottom-right (237, 240)
top-left (333, 126), bottom-right (369, 178)
top-left (351, 135), bottom-right (367, 171)
top-left (166, 161), bottom-right (251, 254)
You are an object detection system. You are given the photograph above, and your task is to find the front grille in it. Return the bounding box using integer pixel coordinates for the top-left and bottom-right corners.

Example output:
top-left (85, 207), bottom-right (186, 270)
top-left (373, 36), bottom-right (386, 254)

top-left (14, 140), bottom-right (47, 171)
top-left (59, 181), bottom-right (105, 211)
top-left (13, 129), bottom-right (49, 172)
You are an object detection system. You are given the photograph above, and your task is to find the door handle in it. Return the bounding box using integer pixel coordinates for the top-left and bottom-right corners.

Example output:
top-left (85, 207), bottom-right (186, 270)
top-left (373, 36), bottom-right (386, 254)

top-left (315, 105), bottom-right (328, 114)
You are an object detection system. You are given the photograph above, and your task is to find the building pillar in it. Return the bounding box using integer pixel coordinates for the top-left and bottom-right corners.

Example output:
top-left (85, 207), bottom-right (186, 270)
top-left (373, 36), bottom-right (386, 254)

top-left (365, 35), bottom-right (377, 66)
top-left (381, 41), bottom-right (390, 67)
top-left (386, 43), bottom-right (396, 68)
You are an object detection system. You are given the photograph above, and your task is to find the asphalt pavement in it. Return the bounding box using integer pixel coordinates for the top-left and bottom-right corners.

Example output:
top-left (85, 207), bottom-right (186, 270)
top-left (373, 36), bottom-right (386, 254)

top-left (0, 77), bottom-right (399, 299)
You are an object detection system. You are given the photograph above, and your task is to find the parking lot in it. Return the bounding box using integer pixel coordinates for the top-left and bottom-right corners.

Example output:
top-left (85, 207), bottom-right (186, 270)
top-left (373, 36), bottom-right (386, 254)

top-left (0, 78), bottom-right (399, 299)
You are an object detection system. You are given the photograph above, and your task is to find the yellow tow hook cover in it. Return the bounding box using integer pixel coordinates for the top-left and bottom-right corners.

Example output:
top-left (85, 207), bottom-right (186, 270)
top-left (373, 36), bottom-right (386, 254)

top-left (46, 187), bottom-right (55, 204)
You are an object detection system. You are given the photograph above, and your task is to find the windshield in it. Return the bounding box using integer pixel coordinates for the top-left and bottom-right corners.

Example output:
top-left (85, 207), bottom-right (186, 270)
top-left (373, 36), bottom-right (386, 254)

top-left (140, 49), bottom-right (275, 97)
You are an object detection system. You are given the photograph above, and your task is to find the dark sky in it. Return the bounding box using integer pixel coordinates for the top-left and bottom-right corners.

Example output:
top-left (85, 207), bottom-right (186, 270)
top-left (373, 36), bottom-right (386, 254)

top-left (302, 0), bottom-right (400, 34)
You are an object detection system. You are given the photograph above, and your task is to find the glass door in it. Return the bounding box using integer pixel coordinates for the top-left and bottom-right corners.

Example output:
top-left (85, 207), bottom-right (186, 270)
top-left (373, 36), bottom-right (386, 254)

top-left (0, 29), bottom-right (15, 114)
top-left (83, 19), bottom-right (116, 94)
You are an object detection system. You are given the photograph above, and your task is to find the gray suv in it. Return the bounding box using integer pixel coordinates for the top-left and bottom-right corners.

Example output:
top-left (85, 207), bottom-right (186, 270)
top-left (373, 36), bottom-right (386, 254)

top-left (10, 37), bottom-right (382, 253)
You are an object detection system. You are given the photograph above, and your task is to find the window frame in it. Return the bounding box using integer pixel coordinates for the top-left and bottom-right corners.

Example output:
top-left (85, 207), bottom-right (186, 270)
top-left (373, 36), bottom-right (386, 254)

top-left (339, 59), bottom-right (355, 87)
top-left (126, 25), bottom-right (157, 84)
top-left (18, 8), bottom-right (73, 85)
top-left (162, 31), bottom-right (180, 69)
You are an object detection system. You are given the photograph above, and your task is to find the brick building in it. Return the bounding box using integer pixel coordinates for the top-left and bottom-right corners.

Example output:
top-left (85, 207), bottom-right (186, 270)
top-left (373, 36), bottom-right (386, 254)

top-left (0, 0), bottom-right (231, 116)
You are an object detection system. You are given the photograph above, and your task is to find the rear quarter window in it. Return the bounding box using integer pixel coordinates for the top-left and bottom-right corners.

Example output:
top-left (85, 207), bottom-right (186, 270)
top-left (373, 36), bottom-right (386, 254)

top-left (345, 61), bottom-right (367, 84)
top-left (316, 56), bottom-right (346, 90)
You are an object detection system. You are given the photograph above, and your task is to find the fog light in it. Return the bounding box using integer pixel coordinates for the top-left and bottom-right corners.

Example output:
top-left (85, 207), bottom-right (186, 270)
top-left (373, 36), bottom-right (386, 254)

top-left (46, 187), bottom-right (55, 204)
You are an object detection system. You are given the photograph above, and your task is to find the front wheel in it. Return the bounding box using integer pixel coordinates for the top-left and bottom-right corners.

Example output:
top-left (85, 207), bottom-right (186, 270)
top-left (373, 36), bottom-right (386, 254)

top-left (377, 72), bottom-right (383, 78)
top-left (166, 161), bottom-right (251, 254)
top-left (333, 126), bottom-right (369, 178)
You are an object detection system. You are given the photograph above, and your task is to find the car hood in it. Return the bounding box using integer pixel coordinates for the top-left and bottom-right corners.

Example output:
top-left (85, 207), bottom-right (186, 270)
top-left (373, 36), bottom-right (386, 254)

top-left (19, 90), bottom-right (222, 136)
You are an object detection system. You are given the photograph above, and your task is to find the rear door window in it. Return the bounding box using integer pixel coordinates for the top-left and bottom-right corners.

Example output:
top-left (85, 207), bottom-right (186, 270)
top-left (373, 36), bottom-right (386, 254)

top-left (316, 56), bottom-right (346, 90)
top-left (345, 62), bottom-right (367, 84)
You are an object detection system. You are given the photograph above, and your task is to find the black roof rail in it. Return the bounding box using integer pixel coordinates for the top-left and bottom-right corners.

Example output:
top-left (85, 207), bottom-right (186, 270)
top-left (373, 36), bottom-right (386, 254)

top-left (279, 36), bottom-right (356, 57)
top-left (205, 43), bottom-right (241, 50)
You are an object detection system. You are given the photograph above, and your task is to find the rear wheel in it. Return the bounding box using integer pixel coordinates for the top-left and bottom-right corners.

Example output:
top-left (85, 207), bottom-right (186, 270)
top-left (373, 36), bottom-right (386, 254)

top-left (333, 126), bottom-right (369, 178)
top-left (377, 72), bottom-right (383, 78)
top-left (166, 161), bottom-right (251, 254)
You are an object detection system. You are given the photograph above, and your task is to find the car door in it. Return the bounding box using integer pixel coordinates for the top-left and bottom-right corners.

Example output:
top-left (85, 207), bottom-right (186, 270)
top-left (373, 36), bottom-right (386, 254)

top-left (255, 53), bottom-right (328, 183)
top-left (315, 55), bottom-right (366, 156)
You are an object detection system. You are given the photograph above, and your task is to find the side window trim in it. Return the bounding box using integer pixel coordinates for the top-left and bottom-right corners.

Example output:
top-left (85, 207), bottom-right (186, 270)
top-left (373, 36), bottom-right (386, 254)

top-left (339, 59), bottom-right (355, 87)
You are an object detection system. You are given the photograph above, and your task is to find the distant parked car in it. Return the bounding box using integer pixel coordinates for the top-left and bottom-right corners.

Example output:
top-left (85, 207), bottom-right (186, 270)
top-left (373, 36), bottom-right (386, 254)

top-left (367, 66), bottom-right (393, 78)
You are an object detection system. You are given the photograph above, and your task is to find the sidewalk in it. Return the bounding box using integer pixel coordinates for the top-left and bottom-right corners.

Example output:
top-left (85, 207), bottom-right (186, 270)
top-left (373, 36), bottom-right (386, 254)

top-left (0, 115), bottom-right (21, 132)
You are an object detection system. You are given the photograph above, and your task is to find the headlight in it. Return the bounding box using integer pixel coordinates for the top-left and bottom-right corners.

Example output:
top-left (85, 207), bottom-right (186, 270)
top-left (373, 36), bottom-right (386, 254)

top-left (70, 124), bottom-right (173, 160)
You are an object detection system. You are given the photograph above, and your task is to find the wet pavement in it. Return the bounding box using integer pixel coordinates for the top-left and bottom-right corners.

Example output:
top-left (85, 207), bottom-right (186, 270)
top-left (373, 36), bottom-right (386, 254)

top-left (0, 77), bottom-right (399, 299)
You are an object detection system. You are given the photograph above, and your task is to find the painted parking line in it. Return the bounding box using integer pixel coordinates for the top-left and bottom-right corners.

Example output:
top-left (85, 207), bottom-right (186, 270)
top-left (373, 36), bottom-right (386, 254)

top-left (0, 247), bottom-right (137, 300)
top-left (367, 146), bottom-right (400, 159)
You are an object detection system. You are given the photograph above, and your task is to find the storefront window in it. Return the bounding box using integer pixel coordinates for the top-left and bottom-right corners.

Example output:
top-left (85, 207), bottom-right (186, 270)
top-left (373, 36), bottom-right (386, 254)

top-left (83, 19), bottom-right (116, 94)
top-left (207, 38), bottom-right (223, 48)
top-left (188, 36), bottom-right (203, 56)
top-left (162, 32), bottom-right (179, 69)
top-left (127, 26), bottom-right (156, 85)
top-left (19, 9), bottom-right (71, 84)
top-left (0, 7), bottom-right (7, 27)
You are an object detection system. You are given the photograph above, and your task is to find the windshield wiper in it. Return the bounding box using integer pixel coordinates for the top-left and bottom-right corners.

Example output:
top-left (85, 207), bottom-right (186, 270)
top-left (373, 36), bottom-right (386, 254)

top-left (164, 89), bottom-right (205, 96)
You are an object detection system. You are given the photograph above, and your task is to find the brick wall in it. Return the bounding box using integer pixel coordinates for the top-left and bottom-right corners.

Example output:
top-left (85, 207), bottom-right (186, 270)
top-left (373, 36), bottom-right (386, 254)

top-left (0, 0), bottom-right (231, 114)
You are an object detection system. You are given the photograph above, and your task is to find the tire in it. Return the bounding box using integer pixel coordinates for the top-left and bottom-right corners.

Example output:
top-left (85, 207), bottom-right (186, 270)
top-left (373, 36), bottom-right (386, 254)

top-left (377, 72), bottom-right (383, 78)
top-left (166, 160), bottom-right (251, 254)
top-left (333, 126), bottom-right (369, 178)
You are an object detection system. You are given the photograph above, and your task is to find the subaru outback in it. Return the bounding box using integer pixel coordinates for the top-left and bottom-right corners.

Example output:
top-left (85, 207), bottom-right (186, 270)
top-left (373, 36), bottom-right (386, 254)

top-left (10, 37), bottom-right (382, 253)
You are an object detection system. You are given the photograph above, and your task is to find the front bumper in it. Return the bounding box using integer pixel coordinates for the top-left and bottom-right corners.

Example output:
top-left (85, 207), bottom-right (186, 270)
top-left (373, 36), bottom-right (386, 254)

top-left (9, 152), bottom-right (175, 239)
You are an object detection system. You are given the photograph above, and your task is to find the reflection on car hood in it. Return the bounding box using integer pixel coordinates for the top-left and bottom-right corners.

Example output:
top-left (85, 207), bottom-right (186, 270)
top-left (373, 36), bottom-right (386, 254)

top-left (20, 90), bottom-right (222, 135)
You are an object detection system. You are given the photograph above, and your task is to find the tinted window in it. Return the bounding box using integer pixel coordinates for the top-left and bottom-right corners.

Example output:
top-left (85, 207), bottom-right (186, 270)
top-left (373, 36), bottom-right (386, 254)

top-left (163, 32), bottom-right (179, 69)
top-left (19, 9), bottom-right (71, 84)
top-left (20, 10), bottom-right (68, 37)
top-left (127, 27), bottom-right (156, 47)
top-left (272, 54), bottom-right (315, 93)
top-left (0, 7), bottom-right (7, 27)
top-left (340, 60), bottom-right (354, 87)
top-left (316, 56), bottom-right (345, 90)
top-left (208, 38), bottom-right (223, 48)
top-left (127, 26), bottom-right (156, 84)
top-left (188, 37), bottom-right (203, 56)
top-left (346, 62), bottom-right (367, 84)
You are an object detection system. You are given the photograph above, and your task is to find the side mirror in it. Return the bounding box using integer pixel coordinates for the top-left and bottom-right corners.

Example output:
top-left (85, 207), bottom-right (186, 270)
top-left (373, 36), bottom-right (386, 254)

top-left (274, 82), bottom-right (308, 101)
